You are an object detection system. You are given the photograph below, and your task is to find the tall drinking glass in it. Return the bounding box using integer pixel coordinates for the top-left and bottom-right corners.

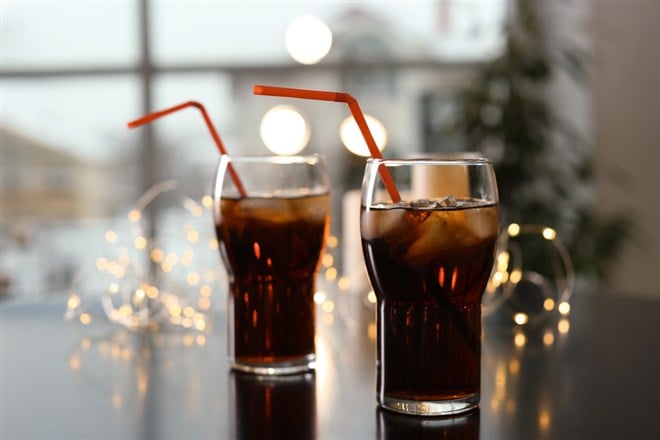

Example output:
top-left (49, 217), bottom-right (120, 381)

top-left (361, 157), bottom-right (499, 415)
top-left (213, 155), bottom-right (330, 375)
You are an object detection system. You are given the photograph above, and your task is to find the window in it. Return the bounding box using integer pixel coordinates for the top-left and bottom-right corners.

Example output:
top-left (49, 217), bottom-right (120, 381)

top-left (1, 1), bottom-right (507, 298)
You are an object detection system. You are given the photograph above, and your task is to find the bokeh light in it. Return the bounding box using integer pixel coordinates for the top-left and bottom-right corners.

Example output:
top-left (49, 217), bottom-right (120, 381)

top-left (260, 105), bottom-right (310, 155)
top-left (286, 15), bottom-right (333, 65)
top-left (339, 114), bottom-right (387, 157)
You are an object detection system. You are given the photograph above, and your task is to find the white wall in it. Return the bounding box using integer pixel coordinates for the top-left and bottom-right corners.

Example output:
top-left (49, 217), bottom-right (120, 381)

top-left (591, 1), bottom-right (660, 297)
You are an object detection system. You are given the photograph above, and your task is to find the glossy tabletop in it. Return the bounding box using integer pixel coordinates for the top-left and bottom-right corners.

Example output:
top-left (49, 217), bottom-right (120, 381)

top-left (2, 291), bottom-right (660, 439)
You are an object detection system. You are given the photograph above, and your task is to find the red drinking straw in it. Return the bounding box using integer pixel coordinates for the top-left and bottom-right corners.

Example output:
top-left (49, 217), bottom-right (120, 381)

top-left (127, 101), bottom-right (247, 197)
top-left (253, 85), bottom-right (401, 203)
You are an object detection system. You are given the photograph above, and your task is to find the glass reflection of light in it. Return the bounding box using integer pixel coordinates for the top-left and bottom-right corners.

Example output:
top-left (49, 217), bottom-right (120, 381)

top-left (112, 392), bottom-right (122, 410)
top-left (231, 371), bottom-right (317, 439)
top-left (508, 359), bottom-right (520, 374)
top-left (367, 322), bottom-right (377, 340)
top-left (378, 407), bottom-right (480, 439)
top-left (315, 334), bottom-right (335, 424)
top-left (490, 360), bottom-right (507, 411)
top-left (539, 407), bottom-right (551, 431)
top-left (137, 365), bottom-right (149, 395)
top-left (69, 329), bottom-right (213, 425)
top-left (69, 355), bottom-right (81, 371)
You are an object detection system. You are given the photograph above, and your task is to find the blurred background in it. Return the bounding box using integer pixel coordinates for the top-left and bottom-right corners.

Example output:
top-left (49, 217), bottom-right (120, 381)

top-left (1, 0), bottom-right (659, 301)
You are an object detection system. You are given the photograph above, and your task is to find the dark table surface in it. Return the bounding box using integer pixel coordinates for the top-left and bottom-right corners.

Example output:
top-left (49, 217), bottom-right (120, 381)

top-left (2, 290), bottom-right (660, 440)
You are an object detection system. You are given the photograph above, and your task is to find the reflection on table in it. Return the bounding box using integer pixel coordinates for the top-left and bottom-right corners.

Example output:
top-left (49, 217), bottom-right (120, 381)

top-left (230, 371), bottom-right (317, 439)
top-left (377, 407), bottom-right (480, 440)
top-left (2, 290), bottom-right (660, 439)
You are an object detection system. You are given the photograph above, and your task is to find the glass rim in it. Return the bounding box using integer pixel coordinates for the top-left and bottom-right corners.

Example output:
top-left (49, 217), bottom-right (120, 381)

top-left (366, 156), bottom-right (492, 166)
top-left (220, 153), bottom-right (325, 165)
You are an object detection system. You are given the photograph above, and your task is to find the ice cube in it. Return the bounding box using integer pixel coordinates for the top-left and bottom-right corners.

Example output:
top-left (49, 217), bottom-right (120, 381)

top-left (464, 205), bottom-right (499, 239)
top-left (436, 195), bottom-right (458, 208)
top-left (284, 194), bottom-right (325, 222)
top-left (403, 205), bottom-right (499, 267)
top-left (361, 207), bottom-right (410, 241)
top-left (411, 199), bottom-right (434, 208)
top-left (403, 210), bottom-right (460, 268)
top-left (239, 198), bottom-right (296, 223)
top-left (409, 196), bottom-right (459, 210)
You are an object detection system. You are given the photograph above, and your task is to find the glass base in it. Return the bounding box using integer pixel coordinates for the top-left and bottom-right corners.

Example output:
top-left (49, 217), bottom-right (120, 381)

top-left (380, 393), bottom-right (479, 416)
top-left (231, 354), bottom-right (316, 375)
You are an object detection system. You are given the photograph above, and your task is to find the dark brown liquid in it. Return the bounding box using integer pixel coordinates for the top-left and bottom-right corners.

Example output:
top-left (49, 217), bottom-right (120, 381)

top-left (230, 372), bottom-right (317, 439)
top-left (361, 201), bottom-right (498, 402)
top-left (217, 194), bottom-right (329, 365)
top-left (377, 407), bottom-right (480, 440)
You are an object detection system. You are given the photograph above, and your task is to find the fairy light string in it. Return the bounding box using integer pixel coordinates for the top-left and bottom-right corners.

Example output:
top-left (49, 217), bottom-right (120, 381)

top-left (65, 181), bottom-right (573, 334)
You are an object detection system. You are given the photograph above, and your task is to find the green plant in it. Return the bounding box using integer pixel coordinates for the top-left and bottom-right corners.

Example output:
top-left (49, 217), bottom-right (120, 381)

top-left (449, 0), bottom-right (630, 281)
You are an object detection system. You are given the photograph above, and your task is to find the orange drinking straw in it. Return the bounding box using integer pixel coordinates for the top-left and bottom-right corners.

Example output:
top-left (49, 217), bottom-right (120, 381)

top-left (127, 101), bottom-right (247, 197)
top-left (253, 85), bottom-right (401, 203)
